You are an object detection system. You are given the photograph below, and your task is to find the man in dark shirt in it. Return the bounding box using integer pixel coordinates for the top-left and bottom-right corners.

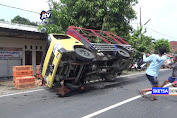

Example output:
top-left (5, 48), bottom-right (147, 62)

top-left (161, 54), bottom-right (177, 87)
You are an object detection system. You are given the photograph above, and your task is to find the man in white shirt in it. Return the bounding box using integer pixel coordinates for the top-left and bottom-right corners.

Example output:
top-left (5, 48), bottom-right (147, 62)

top-left (139, 47), bottom-right (167, 101)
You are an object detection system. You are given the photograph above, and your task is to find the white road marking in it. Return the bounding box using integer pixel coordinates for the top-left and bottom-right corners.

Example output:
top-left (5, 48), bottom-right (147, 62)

top-left (119, 72), bottom-right (145, 78)
top-left (0, 88), bottom-right (45, 98)
top-left (82, 83), bottom-right (171, 118)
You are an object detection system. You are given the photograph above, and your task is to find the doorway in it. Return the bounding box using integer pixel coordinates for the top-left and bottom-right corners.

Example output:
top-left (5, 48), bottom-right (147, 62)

top-left (36, 51), bottom-right (43, 65)
top-left (25, 51), bottom-right (32, 65)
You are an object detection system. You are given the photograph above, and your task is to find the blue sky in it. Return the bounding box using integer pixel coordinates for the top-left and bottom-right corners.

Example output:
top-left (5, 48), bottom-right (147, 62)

top-left (0, 0), bottom-right (176, 41)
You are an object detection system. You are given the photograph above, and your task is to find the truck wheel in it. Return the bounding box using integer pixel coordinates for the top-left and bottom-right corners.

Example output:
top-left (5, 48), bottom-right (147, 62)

top-left (112, 59), bottom-right (128, 71)
top-left (118, 59), bottom-right (128, 70)
top-left (101, 70), bottom-right (117, 82)
top-left (65, 83), bottom-right (82, 90)
top-left (75, 48), bottom-right (95, 61)
top-left (117, 47), bottom-right (130, 59)
top-left (103, 74), bottom-right (116, 82)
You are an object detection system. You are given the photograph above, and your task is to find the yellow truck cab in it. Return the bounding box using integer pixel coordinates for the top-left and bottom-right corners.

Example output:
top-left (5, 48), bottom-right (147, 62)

top-left (41, 34), bottom-right (94, 89)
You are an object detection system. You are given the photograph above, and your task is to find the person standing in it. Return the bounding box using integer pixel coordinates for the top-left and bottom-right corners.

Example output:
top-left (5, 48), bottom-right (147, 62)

top-left (160, 54), bottom-right (177, 87)
top-left (139, 47), bottom-right (167, 101)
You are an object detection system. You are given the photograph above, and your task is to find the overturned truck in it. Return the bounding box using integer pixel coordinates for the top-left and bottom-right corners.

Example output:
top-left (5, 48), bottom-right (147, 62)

top-left (40, 26), bottom-right (133, 96)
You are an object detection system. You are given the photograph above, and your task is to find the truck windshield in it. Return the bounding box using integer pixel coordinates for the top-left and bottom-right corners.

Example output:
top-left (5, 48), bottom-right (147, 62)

top-left (53, 35), bottom-right (70, 40)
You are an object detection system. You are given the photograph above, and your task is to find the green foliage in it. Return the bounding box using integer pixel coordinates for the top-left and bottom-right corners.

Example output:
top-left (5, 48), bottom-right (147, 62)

top-left (129, 26), bottom-right (154, 59)
top-left (11, 15), bottom-right (37, 26)
top-left (39, 0), bottom-right (138, 37)
top-left (96, 37), bottom-right (102, 43)
top-left (154, 39), bottom-right (170, 53)
top-left (0, 19), bottom-right (5, 22)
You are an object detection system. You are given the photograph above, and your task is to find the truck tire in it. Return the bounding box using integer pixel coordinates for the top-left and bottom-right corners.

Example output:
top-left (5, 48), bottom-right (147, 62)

top-left (65, 83), bottom-right (82, 90)
top-left (117, 46), bottom-right (130, 59)
top-left (112, 59), bottom-right (128, 71)
top-left (117, 59), bottom-right (128, 70)
top-left (75, 48), bottom-right (95, 61)
top-left (103, 74), bottom-right (116, 82)
top-left (101, 69), bottom-right (117, 82)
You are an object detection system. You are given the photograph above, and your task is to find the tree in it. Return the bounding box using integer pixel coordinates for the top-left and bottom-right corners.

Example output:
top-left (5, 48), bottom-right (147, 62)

top-left (128, 26), bottom-right (154, 59)
top-left (0, 19), bottom-right (5, 22)
top-left (39, 0), bottom-right (138, 38)
top-left (11, 15), bottom-right (37, 26)
top-left (154, 39), bottom-right (171, 53)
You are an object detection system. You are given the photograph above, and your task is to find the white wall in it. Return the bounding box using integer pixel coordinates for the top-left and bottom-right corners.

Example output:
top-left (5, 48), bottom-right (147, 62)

top-left (0, 36), bottom-right (46, 65)
top-left (0, 36), bottom-right (46, 76)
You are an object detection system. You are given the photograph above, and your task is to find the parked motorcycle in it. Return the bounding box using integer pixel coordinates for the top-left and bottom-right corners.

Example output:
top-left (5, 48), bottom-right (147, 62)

top-left (129, 62), bottom-right (147, 71)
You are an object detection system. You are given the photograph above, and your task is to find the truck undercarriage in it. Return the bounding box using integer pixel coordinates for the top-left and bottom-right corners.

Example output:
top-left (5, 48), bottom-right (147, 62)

top-left (41, 26), bottom-right (133, 96)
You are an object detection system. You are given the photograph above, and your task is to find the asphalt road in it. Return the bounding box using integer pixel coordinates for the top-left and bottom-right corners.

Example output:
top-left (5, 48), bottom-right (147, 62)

top-left (0, 69), bottom-right (176, 118)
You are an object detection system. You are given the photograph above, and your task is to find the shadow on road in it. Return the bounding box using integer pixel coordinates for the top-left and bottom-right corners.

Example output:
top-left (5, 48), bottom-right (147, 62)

top-left (46, 75), bottom-right (147, 97)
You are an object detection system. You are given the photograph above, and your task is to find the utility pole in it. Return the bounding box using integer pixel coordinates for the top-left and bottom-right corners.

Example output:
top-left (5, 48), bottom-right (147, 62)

top-left (140, 7), bottom-right (141, 28)
top-left (140, 7), bottom-right (142, 40)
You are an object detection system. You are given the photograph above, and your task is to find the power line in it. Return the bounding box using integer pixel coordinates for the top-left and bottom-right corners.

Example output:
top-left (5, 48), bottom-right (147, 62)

top-left (0, 3), bottom-right (40, 14)
top-left (144, 26), bottom-right (177, 40)
top-left (1, 3), bottom-right (176, 40)
top-left (131, 23), bottom-right (177, 40)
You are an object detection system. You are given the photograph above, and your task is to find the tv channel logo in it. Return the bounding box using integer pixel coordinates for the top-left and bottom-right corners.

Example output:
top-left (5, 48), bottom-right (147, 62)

top-left (152, 87), bottom-right (177, 96)
top-left (40, 10), bottom-right (52, 21)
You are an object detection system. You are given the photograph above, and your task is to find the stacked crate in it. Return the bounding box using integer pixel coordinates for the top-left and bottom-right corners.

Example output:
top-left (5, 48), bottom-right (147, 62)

top-left (13, 66), bottom-right (36, 89)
